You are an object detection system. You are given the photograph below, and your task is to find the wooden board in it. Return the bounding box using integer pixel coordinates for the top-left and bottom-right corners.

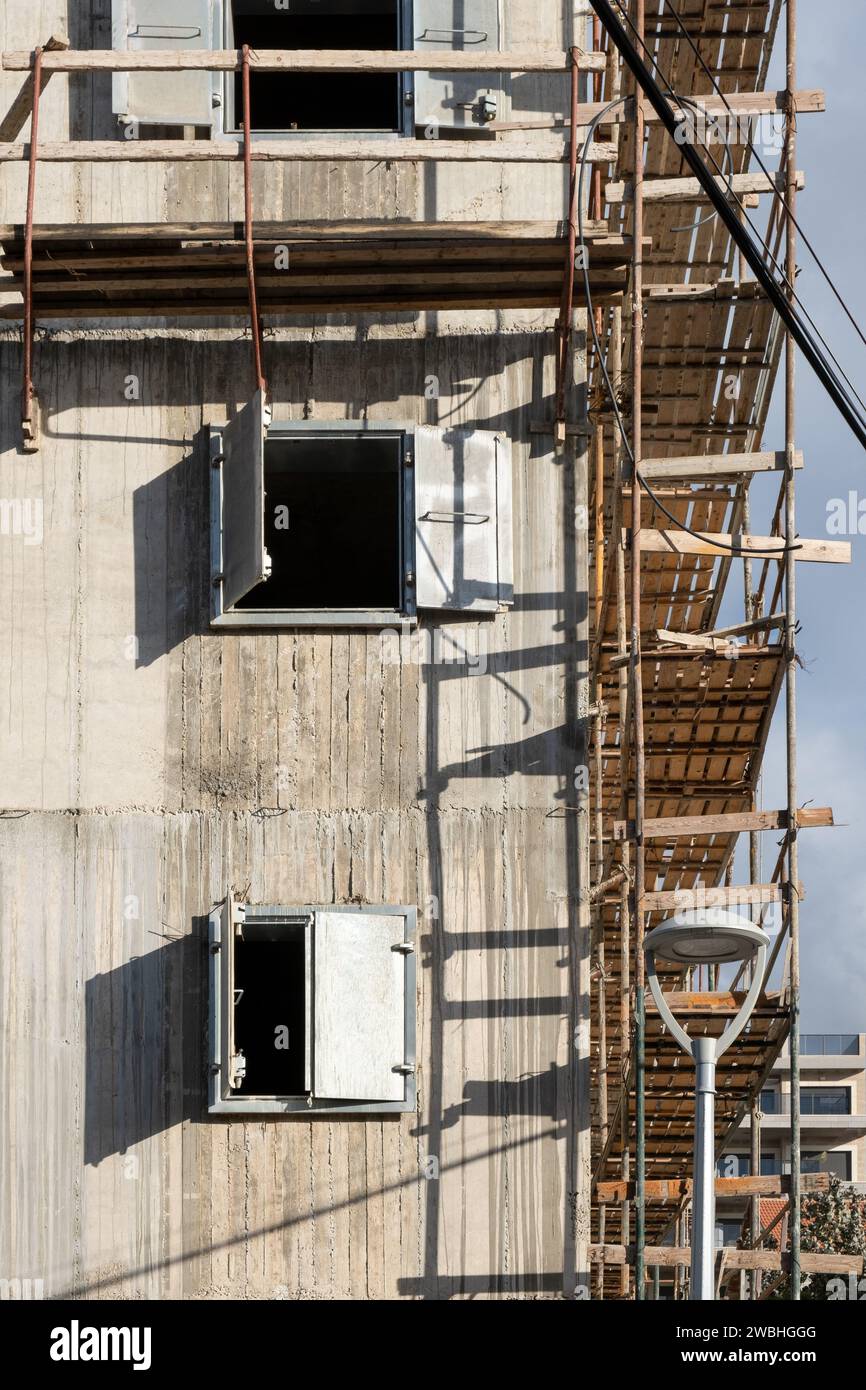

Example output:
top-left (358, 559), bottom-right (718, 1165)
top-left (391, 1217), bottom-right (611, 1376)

top-left (613, 808), bottom-right (834, 840)
top-left (642, 883), bottom-right (784, 911)
top-left (606, 170), bottom-right (805, 204)
top-left (596, 1173), bottom-right (831, 1203)
top-left (0, 225), bottom-right (630, 318)
top-left (638, 449), bottom-right (804, 481)
top-left (0, 47), bottom-right (606, 73)
top-left (630, 528), bottom-right (850, 563)
top-left (0, 138), bottom-right (618, 165)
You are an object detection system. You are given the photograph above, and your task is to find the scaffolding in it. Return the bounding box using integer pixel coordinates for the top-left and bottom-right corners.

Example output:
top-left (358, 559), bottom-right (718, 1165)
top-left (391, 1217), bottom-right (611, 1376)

top-left (0, 0), bottom-right (859, 1300)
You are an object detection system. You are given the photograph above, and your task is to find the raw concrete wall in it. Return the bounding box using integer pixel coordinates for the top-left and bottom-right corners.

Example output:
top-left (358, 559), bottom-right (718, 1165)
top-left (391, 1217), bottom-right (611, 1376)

top-left (0, 1), bottom-right (593, 1299)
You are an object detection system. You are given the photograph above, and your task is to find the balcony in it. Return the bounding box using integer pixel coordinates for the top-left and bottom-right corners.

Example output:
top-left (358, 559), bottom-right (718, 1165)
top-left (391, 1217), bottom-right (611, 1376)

top-left (773, 1033), bottom-right (864, 1072)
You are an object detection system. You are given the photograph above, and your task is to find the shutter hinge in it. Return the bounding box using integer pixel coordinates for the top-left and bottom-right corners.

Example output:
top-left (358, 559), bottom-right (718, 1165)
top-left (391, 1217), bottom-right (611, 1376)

top-left (229, 1051), bottom-right (247, 1090)
top-left (392, 941), bottom-right (415, 954)
top-left (392, 1063), bottom-right (415, 1076)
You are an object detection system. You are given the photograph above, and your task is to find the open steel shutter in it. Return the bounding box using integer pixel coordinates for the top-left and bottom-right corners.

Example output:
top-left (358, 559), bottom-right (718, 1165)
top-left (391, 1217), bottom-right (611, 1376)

top-left (215, 893), bottom-right (244, 1094)
top-left (414, 425), bottom-right (513, 611)
top-left (221, 389), bottom-right (272, 611)
top-left (413, 0), bottom-right (502, 132)
top-left (111, 0), bottom-right (217, 127)
top-left (313, 912), bottom-right (406, 1102)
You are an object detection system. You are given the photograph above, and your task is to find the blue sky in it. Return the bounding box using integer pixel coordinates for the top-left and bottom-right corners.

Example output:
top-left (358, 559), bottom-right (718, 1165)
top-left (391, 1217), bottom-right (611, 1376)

top-left (729, 3), bottom-right (866, 1027)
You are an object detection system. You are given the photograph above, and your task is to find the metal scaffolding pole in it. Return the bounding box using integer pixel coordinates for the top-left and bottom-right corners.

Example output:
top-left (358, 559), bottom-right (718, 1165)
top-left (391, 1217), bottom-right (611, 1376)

top-left (784, 0), bottom-right (802, 1301)
top-left (630, 0), bottom-right (647, 1303)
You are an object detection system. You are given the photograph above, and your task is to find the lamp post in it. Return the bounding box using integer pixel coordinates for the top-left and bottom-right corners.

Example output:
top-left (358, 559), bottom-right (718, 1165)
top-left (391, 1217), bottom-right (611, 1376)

top-left (644, 909), bottom-right (770, 1301)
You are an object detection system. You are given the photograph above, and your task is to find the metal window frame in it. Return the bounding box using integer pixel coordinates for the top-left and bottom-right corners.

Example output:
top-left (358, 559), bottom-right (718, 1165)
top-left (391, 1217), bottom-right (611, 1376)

top-left (210, 419), bottom-right (417, 628)
top-left (219, 0), bottom-right (414, 139)
top-left (799, 1085), bottom-right (852, 1117)
top-left (208, 902), bottom-right (417, 1115)
top-left (801, 1149), bottom-right (853, 1180)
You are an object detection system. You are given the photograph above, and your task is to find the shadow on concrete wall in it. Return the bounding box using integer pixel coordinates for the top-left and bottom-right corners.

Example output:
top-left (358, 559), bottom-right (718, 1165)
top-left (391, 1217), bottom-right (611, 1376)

top-left (432, 1063), bottom-right (570, 1135)
top-left (133, 443), bottom-right (210, 667)
top-left (84, 921), bottom-right (206, 1167)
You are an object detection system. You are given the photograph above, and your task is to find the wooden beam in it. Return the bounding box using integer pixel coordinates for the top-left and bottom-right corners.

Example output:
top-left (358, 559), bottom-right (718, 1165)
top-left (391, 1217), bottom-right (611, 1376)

top-left (657, 614), bottom-right (787, 648)
top-left (642, 281), bottom-right (766, 304)
top-left (0, 48), bottom-right (606, 74)
top-left (614, 807), bottom-right (834, 840)
top-left (643, 883), bottom-right (785, 912)
top-left (637, 450), bottom-right (804, 482)
top-left (0, 138), bottom-right (616, 166)
top-left (0, 218), bottom-right (612, 244)
top-left (606, 170), bottom-right (805, 204)
top-left (489, 88), bottom-right (825, 131)
top-left (629, 528), bottom-right (851, 564)
top-left (661, 88), bottom-right (825, 117)
top-left (592, 1245), bottom-right (864, 1275)
top-left (653, 628), bottom-right (783, 653)
top-left (0, 34), bottom-right (68, 142)
top-left (0, 279), bottom-right (625, 319)
top-left (652, 991), bottom-right (777, 1015)
top-left (596, 1174), bottom-right (830, 1203)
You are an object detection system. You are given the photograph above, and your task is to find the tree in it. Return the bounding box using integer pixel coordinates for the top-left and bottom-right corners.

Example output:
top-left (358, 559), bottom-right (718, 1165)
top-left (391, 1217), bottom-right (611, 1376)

top-left (769, 1178), bottom-right (866, 1299)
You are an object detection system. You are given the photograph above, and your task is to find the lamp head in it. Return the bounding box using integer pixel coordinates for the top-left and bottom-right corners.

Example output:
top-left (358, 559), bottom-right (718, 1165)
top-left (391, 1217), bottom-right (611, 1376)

top-left (644, 908), bottom-right (770, 967)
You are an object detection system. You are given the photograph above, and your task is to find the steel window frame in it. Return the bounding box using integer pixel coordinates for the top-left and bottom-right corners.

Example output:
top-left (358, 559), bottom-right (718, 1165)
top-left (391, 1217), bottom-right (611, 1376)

top-left (208, 902), bottom-right (417, 1115)
top-left (220, 0), bottom-right (414, 139)
top-left (210, 418), bottom-right (417, 629)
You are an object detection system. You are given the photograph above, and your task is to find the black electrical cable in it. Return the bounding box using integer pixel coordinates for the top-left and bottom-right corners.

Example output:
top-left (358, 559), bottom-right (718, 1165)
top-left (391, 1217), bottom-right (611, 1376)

top-left (609, 0), bottom-right (866, 421)
top-left (588, 0), bottom-right (866, 453)
top-left (577, 97), bottom-right (796, 558)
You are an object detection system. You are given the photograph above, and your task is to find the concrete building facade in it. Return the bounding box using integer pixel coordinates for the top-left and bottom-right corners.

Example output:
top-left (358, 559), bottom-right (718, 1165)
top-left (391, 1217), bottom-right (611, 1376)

top-left (0, 2), bottom-right (597, 1300)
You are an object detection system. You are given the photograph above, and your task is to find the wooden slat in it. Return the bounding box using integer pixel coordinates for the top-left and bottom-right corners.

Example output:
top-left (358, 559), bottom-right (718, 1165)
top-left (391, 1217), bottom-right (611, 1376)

top-left (643, 883), bottom-right (784, 911)
top-left (596, 1174), bottom-right (830, 1203)
top-left (489, 88), bottom-right (825, 131)
top-left (613, 807), bottom-right (834, 840)
top-left (0, 138), bottom-right (617, 165)
top-left (630, 528), bottom-right (851, 564)
top-left (653, 991), bottom-right (777, 1015)
top-left (592, 1246), bottom-right (864, 1275)
top-left (0, 218), bottom-right (612, 244)
top-left (637, 449), bottom-right (804, 481)
top-left (0, 286), bottom-right (628, 319)
top-left (0, 47), bottom-right (606, 74)
top-left (606, 170), bottom-right (805, 203)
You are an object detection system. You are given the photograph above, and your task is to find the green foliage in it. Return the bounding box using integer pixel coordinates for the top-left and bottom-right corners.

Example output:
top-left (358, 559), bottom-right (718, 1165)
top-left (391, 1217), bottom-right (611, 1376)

top-left (770, 1177), bottom-right (866, 1299)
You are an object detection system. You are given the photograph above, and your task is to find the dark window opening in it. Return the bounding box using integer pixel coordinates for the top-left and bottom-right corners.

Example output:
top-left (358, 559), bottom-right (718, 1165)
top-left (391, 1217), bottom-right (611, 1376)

top-left (237, 433), bottom-right (403, 611)
top-left (716, 1153), bottom-right (782, 1178)
top-left (800, 1086), bottom-right (851, 1116)
top-left (760, 1087), bottom-right (781, 1114)
top-left (803, 1150), bottom-right (852, 1180)
top-left (234, 922), bottom-right (306, 1096)
top-left (229, 1), bottom-right (403, 133)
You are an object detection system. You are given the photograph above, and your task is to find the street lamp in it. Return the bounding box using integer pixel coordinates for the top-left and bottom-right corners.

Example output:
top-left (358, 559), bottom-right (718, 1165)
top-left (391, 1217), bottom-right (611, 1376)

top-left (644, 908), bottom-right (770, 1301)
